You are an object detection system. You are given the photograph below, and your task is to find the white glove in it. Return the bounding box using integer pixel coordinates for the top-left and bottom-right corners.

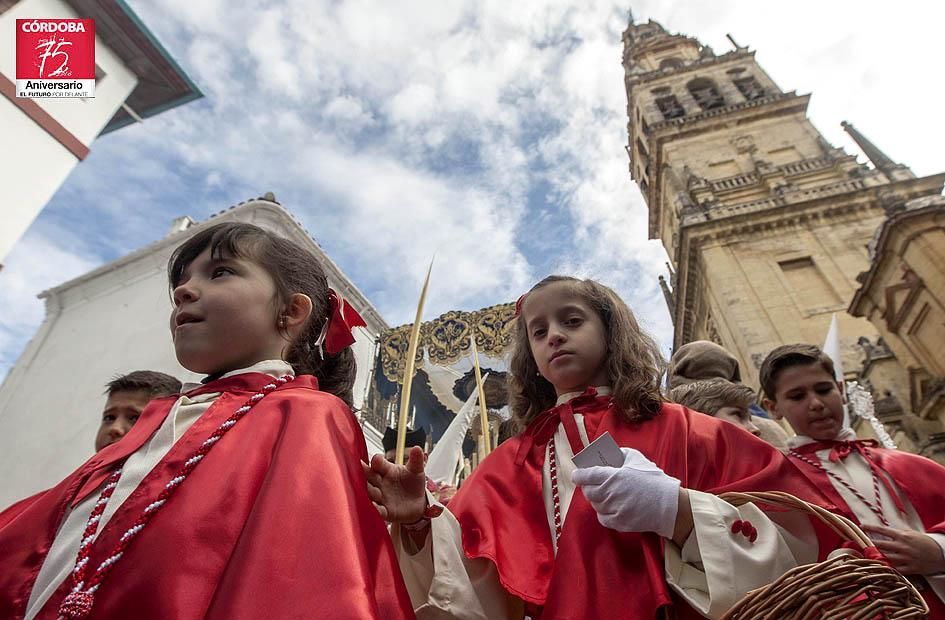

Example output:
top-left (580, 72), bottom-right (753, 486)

top-left (571, 446), bottom-right (681, 539)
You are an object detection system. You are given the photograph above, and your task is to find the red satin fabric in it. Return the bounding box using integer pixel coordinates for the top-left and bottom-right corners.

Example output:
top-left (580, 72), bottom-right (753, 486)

top-left (325, 289), bottom-right (367, 354)
top-left (0, 373), bottom-right (414, 620)
top-left (790, 441), bottom-right (945, 618)
top-left (449, 391), bottom-right (838, 619)
top-left (0, 492), bottom-right (45, 531)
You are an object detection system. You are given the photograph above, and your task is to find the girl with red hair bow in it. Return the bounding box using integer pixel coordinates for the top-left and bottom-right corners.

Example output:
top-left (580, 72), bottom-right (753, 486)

top-left (0, 222), bottom-right (413, 620)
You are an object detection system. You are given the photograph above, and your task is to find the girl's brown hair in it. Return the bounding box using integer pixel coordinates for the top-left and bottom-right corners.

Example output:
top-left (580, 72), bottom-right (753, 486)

top-left (168, 222), bottom-right (357, 406)
top-left (668, 378), bottom-right (756, 418)
top-left (509, 275), bottom-right (665, 429)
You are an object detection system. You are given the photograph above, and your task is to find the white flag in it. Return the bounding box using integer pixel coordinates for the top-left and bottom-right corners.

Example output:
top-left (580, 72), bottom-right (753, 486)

top-left (822, 313), bottom-right (850, 427)
top-left (822, 313), bottom-right (843, 381)
top-left (426, 373), bottom-right (489, 485)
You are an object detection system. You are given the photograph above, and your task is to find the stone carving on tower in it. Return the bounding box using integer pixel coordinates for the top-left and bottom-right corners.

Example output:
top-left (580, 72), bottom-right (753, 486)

top-left (622, 19), bottom-right (945, 459)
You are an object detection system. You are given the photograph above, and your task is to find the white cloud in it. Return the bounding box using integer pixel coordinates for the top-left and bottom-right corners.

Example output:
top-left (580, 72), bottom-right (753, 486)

top-left (295, 142), bottom-right (532, 320)
top-left (323, 95), bottom-right (376, 130)
top-left (388, 84), bottom-right (438, 126)
top-left (205, 171), bottom-right (223, 188)
top-left (0, 233), bottom-right (101, 376)
top-left (3, 0), bottom-right (943, 374)
top-left (185, 38), bottom-right (237, 101)
top-left (246, 8), bottom-right (304, 100)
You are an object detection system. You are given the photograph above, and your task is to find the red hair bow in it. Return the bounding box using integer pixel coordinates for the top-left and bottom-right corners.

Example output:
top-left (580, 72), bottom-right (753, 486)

top-left (321, 288), bottom-right (367, 355)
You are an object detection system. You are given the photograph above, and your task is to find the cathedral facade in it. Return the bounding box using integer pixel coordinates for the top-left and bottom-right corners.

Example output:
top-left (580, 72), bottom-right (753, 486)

top-left (621, 20), bottom-right (945, 460)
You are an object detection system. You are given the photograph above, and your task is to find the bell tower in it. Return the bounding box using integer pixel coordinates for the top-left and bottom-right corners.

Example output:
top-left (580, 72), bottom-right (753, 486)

top-left (622, 19), bottom-right (945, 388)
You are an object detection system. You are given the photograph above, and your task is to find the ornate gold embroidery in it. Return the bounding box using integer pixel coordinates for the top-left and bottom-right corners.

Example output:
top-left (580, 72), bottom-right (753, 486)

top-left (380, 302), bottom-right (516, 383)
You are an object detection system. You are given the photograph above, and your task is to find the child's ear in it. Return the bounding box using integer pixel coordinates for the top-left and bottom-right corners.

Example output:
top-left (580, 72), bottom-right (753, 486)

top-left (762, 398), bottom-right (781, 420)
top-left (282, 293), bottom-right (313, 333)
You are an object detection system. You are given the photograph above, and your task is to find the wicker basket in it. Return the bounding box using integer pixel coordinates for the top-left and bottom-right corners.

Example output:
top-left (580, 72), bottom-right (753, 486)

top-left (718, 491), bottom-right (928, 620)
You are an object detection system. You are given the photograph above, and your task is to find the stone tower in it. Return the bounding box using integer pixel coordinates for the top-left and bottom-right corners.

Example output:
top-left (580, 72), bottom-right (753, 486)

top-left (621, 19), bottom-right (945, 407)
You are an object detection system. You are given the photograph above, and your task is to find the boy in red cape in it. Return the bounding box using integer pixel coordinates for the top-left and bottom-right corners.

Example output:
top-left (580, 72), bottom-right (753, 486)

top-left (762, 343), bottom-right (945, 617)
top-left (366, 276), bottom-right (840, 619)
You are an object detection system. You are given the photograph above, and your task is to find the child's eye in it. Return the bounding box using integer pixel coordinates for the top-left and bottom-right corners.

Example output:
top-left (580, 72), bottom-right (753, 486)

top-left (103, 415), bottom-right (116, 423)
top-left (211, 266), bottom-right (234, 278)
top-left (532, 328), bottom-right (546, 338)
top-left (130, 415), bottom-right (140, 424)
top-left (564, 317), bottom-right (583, 326)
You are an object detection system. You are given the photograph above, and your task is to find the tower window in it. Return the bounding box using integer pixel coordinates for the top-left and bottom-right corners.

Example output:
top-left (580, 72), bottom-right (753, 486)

top-left (778, 257), bottom-right (842, 311)
top-left (687, 78), bottom-right (725, 111)
top-left (635, 138), bottom-right (650, 174)
top-left (655, 94), bottom-right (685, 120)
top-left (733, 76), bottom-right (766, 101)
top-left (659, 58), bottom-right (684, 70)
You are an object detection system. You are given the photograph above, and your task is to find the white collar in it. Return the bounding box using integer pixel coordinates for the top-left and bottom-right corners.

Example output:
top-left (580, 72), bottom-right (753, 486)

top-left (555, 386), bottom-right (612, 406)
top-left (786, 427), bottom-right (858, 449)
top-left (182, 359), bottom-right (294, 393)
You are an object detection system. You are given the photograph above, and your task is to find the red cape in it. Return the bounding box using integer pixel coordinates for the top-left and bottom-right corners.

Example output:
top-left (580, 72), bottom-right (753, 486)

top-left (790, 442), bottom-right (945, 618)
top-left (0, 373), bottom-right (414, 620)
top-left (448, 391), bottom-right (839, 619)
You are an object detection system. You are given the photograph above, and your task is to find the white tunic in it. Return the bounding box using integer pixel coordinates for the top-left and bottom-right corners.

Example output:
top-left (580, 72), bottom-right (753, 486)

top-left (789, 434), bottom-right (945, 604)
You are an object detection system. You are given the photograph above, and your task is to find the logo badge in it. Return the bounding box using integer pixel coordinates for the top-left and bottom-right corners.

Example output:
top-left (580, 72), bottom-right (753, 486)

top-left (16, 19), bottom-right (95, 98)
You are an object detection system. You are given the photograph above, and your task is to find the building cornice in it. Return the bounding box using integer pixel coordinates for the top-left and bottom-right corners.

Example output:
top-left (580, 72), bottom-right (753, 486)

top-left (849, 194), bottom-right (945, 317)
top-left (38, 198), bottom-right (389, 333)
top-left (626, 49), bottom-right (755, 89)
top-left (702, 154), bottom-right (857, 197)
top-left (64, 0), bottom-right (203, 134)
top-left (648, 92), bottom-right (808, 136)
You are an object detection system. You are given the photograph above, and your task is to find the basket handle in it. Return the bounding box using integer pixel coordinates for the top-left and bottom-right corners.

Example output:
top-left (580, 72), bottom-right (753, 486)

top-left (718, 490), bottom-right (873, 550)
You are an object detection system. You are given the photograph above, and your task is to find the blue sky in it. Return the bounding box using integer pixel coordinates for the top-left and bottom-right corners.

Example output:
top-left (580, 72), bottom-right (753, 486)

top-left (1, 0), bottom-right (943, 378)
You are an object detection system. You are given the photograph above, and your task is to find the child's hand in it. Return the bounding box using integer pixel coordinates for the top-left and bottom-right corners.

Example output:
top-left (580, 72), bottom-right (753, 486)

top-left (862, 524), bottom-right (945, 575)
top-left (362, 446), bottom-right (428, 523)
top-left (572, 446), bottom-right (681, 539)
top-left (435, 483), bottom-right (457, 505)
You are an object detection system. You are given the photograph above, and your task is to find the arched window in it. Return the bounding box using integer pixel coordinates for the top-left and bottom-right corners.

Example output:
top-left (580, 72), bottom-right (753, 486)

top-left (733, 75), bottom-right (766, 101)
top-left (659, 57), bottom-right (684, 71)
top-left (652, 86), bottom-right (685, 120)
top-left (655, 94), bottom-right (685, 120)
top-left (687, 77), bottom-right (725, 110)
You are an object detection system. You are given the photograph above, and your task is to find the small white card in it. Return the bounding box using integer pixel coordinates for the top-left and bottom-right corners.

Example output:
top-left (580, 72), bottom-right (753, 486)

top-left (572, 431), bottom-right (624, 469)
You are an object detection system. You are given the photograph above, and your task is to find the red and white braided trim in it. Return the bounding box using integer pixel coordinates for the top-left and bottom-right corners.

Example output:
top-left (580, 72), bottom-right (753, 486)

top-left (56, 375), bottom-right (294, 620)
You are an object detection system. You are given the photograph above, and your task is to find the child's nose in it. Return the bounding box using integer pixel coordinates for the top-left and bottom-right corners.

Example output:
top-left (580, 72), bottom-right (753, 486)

top-left (548, 327), bottom-right (566, 345)
top-left (173, 282), bottom-right (199, 306)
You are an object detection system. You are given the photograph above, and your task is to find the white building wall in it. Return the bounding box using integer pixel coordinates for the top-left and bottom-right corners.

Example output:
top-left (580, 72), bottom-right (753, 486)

top-left (0, 96), bottom-right (78, 264)
top-left (0, 0), bottom-right (139, 263)
top-left (0, 202), bottom-right (387, 506)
